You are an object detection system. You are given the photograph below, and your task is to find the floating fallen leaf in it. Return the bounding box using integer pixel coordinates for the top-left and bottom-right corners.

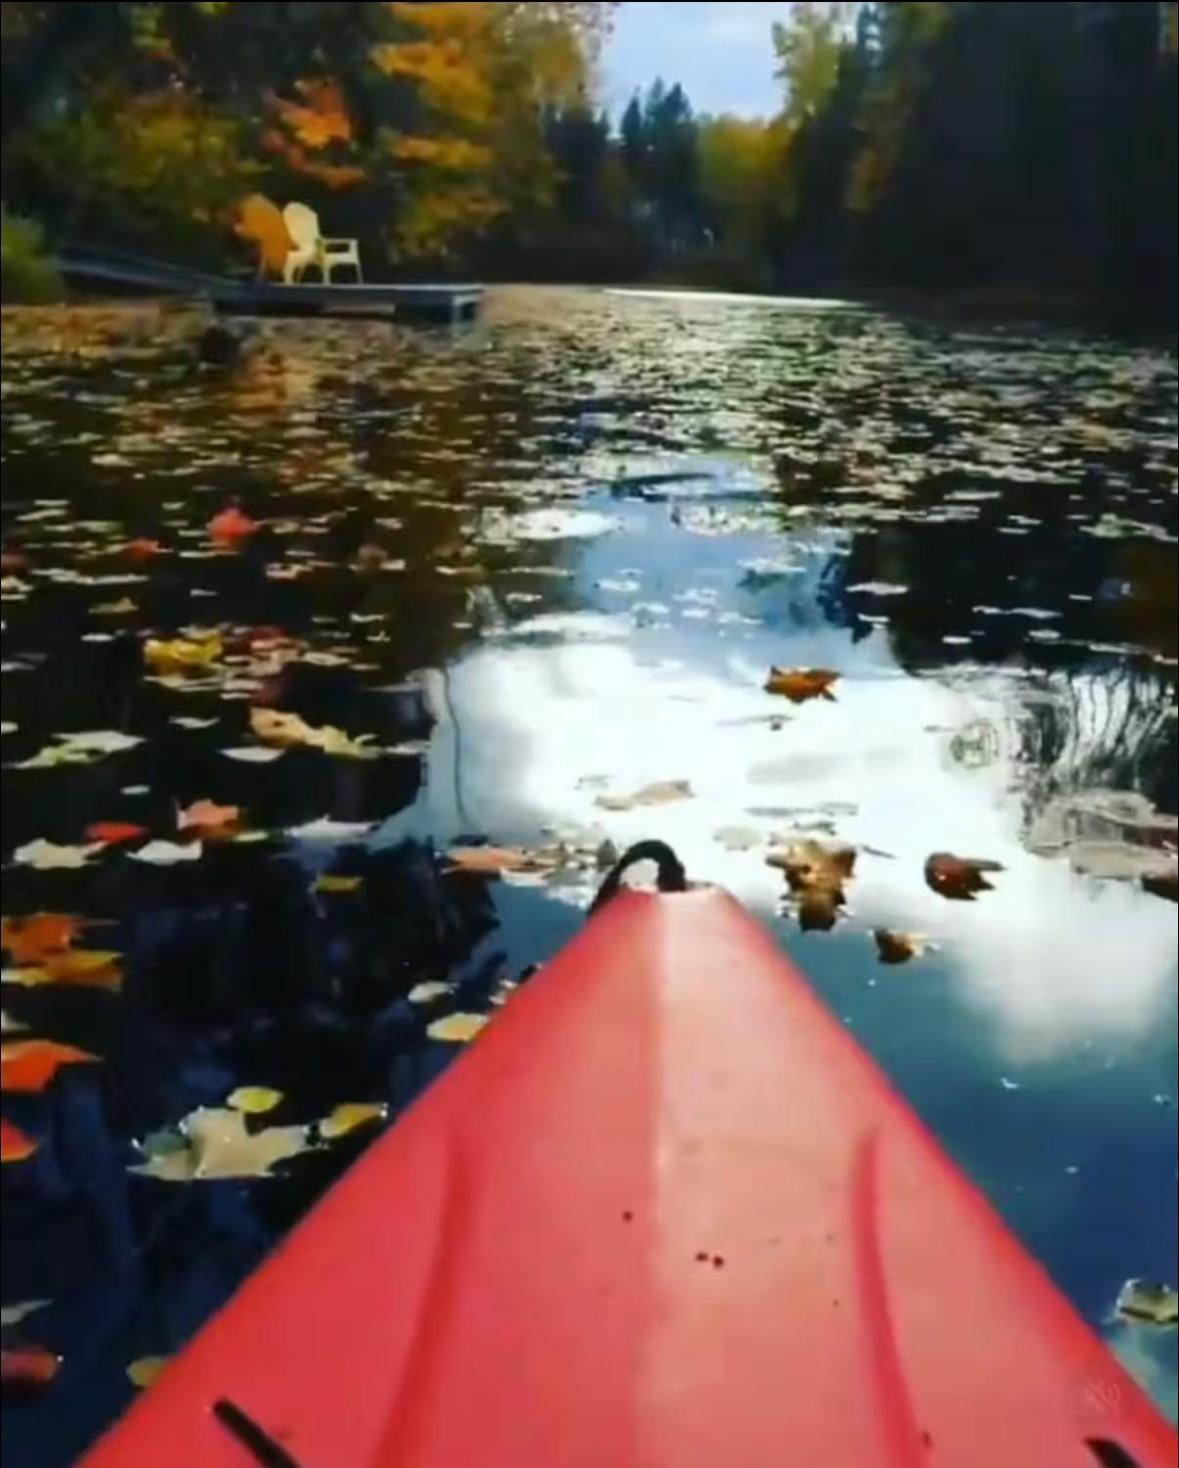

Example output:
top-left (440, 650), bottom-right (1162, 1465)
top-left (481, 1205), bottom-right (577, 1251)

top-left (13, 839), bottom-right (105, 871)
top-left (12, 744), bottom-right (102, 770)
top-left (319, 1102), bottom-right (386, 1139)
top-left (1071, 789), bottom-right (1178, 834)
top-left (51, 730), bottom-right (143, 755)
top-left (766, 839), bottom-right (856, 883)
top-left (286, 816), bottom-right (373, 843)
top-left (312, 725), bottom-right (380, 759)
top-left (249, 706), bottom-right (378, 761)
top-left (767, 839), bottom-right (856, 930)
top-left (426, 1013), bottom-right (489, 1043)
top-left (1028, 788), bottom-right (1179, 854)
top-left (127, 1357), bottom-right (169, 1389)
top-left (220, 746), bottom-right (285, 764)
top-left (248, 707), bottom-right (310, 748)
top-left (186, 1108), bottom-right (309, 1179)
top-left (2, 1039), bottom-right (99, 1092)
top-left (1, 1343), bottom-right (60, 1397)
top-left (873, 930), bottom-right (927, 964)
top-left (490, 977), bottom-right (520, 1008)
top-left (313, 874), bottom-right (363, 895)
top-left (169, 716), bottom-right (219, 730)
top-left (1, 1117), bottom-right (37, 1162)
top-left (226, 1086), bottom-right (283, 1115)
top-left (1116, 1279), bottom-right (1179, 1327)
top-left (1, 914), bottom-right (79, 964)
top-left (445, 845), bottom-right (547, 876)
top-left (143, 633), bottom-right (222, 674)
top-left (499, 868), bottom-right (548, 888)
top-left (176, 799), bottom-right (240, 839)
top-left (764, 667), bottom-right (839, 703)
top-left (1067, 842), bottom-right (1177, 886)
top-left (3, 950), bottom-right (122, 992)
top-left (123, 538), bottom-right (163, 562)
top-left (0, 1301), bottom-right (50, 1329)
top-left (85, 822), bottom-right (147, 846)
top-left (148, 672), bottom-right (222, 693)
top-left (129, 840), bottom-right (203, 866)
top-left (11, 729), bottom-right (140, 768)
top-left (91, 597), bottom-right (137, 616)
top-left (924, 852), bottom-right (1004, 900)
top-left (407, 981), bottom-right (452, 1004)
top-left (231, 830), bottom-right (270, 845)
top-left (141, 1128), bottom-right (187, 1159)
top-left (713, 825), bottom-right (763, 851)
top-left (130, 1107), bottom-right (309, 1181)
top-left (300, 651), bottom-right (352, 669)
top-left (595, 779), bottom-right (693, 812)
top-left (208, 505), bottom-right (259, 543)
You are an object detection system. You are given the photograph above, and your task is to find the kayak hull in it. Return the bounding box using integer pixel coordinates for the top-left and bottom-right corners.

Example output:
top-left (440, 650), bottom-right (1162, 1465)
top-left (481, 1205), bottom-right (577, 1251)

top-left (83, 888), bottom-right (1177, 1467)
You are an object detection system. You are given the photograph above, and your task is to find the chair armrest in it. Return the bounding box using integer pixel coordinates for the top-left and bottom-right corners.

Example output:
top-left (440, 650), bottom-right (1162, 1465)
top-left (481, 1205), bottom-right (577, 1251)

top-left (320, 237), bottom-right (359, 248)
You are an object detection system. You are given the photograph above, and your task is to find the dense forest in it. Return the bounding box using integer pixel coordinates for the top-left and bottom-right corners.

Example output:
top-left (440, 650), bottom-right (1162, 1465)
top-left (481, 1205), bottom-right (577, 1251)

top-left (1, 1), bottom-right (1176, 325)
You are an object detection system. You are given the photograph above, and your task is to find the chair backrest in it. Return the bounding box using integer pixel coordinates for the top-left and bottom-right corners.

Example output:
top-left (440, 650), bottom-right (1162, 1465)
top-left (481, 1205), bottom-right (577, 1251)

top-left (235, 194), bottom-right (294, 274)
top-left (282, 202), bottom-right (321, 250)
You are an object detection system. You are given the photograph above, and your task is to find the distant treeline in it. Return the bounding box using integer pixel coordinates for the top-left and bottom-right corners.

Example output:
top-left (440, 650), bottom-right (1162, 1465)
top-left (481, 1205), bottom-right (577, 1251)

top-left (2, 2), bottom-right (1176, 325)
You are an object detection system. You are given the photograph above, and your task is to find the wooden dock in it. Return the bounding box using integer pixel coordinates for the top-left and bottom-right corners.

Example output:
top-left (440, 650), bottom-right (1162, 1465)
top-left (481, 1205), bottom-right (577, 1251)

top-left (214, 278), bottom-right (482, 324)
top-left (55, 246), bottom-right (483, 324)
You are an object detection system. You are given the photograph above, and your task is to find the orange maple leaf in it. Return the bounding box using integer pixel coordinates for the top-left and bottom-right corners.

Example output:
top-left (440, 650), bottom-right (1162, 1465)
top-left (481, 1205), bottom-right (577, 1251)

top-left (1, 914), bottom-right (80, 965)
top-left (1, 1040), bottom-right (99, 1093)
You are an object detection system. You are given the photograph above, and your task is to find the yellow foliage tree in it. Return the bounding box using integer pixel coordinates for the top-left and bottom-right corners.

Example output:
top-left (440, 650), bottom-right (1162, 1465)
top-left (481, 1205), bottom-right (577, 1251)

top-left (272, 79), bottom-right (353, 151)
top-left (697, 115), bottom-right (784, 253)
top-left (18, 82), bottom-right (259, 235)
top-left (372, 1), bottom-right (604, 259)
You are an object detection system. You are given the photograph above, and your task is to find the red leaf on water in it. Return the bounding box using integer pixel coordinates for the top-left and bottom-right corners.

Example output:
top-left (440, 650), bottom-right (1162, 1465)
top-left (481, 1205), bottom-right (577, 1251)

top-left (1, 1117), bottom-right (38, 1163)
top-left (84, 822), bottom-right (148, 847)
top-left (764, 667), bottom-right (840, 704)
top-left (1, 1343), bottom-right (60, 1398)
top-left (176, 799), bottom-right (240, 838)
top-left (924, 852), bottom-right (1004, 901)
top-left (1, 1040), bottom-right (99, 1093)
top-left (1, 914), bottom-right (80, 964)
top-left (208, 506), bottom-right (259, 543)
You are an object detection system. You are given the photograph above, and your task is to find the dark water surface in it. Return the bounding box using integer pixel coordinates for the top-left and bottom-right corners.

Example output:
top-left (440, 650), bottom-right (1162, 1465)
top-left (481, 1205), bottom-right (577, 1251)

top-left (2, 287), bottom-right (1176, 1461)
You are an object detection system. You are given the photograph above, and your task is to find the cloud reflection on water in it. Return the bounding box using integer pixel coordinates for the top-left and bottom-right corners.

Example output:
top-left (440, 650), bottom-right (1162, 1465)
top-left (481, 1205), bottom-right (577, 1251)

top-left (419, 520), bottom-right (1176, 1067)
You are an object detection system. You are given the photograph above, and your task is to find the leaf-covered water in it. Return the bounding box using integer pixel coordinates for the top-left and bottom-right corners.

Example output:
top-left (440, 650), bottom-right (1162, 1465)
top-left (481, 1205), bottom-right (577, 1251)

top-left (2, 288), bottom-right (1176, 1458)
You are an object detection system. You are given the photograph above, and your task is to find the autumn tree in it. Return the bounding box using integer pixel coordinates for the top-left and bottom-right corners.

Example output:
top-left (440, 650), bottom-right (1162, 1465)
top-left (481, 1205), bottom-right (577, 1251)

top-left (696, 115), bottom-right (781, 259)
top-left (2, 0), bottom-right (614, 267)
top-left (371, 1), bottom-right (611, 260)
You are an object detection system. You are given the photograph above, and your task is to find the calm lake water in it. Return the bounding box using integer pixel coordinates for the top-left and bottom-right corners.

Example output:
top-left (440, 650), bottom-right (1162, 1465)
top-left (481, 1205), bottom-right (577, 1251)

top-left (1, 286), bottom-right (1176, 1461)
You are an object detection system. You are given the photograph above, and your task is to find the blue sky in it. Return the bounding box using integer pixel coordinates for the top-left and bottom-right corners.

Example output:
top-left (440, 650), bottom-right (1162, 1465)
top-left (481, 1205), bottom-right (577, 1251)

top-left (601, 2), bottom-right (795, 121)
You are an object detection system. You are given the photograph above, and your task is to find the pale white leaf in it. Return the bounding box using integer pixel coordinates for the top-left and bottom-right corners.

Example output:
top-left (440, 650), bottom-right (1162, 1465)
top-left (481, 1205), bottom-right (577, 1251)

top-left (129, 839), bottom-right (204, 866)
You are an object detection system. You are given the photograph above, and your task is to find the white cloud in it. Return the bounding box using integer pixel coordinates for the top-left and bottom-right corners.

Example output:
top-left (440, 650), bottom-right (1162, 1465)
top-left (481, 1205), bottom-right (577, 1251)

top-left (603, 1), bottom-right (795, 119)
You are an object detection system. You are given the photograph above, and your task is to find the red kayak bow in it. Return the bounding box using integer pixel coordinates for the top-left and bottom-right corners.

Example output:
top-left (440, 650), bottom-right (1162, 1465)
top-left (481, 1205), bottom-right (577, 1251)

top-left (83, 879), bottom-right (1176, 1467)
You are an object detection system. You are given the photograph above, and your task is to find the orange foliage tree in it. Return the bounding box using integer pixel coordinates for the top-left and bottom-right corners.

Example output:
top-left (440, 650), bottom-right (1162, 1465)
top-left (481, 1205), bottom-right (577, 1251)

top-left (2, 0), bottom-right (614, 266)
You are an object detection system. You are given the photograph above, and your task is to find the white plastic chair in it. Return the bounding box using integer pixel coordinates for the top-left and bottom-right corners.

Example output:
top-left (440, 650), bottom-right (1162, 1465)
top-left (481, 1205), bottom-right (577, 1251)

top-left (281, 202), bottom-right (363, 285)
